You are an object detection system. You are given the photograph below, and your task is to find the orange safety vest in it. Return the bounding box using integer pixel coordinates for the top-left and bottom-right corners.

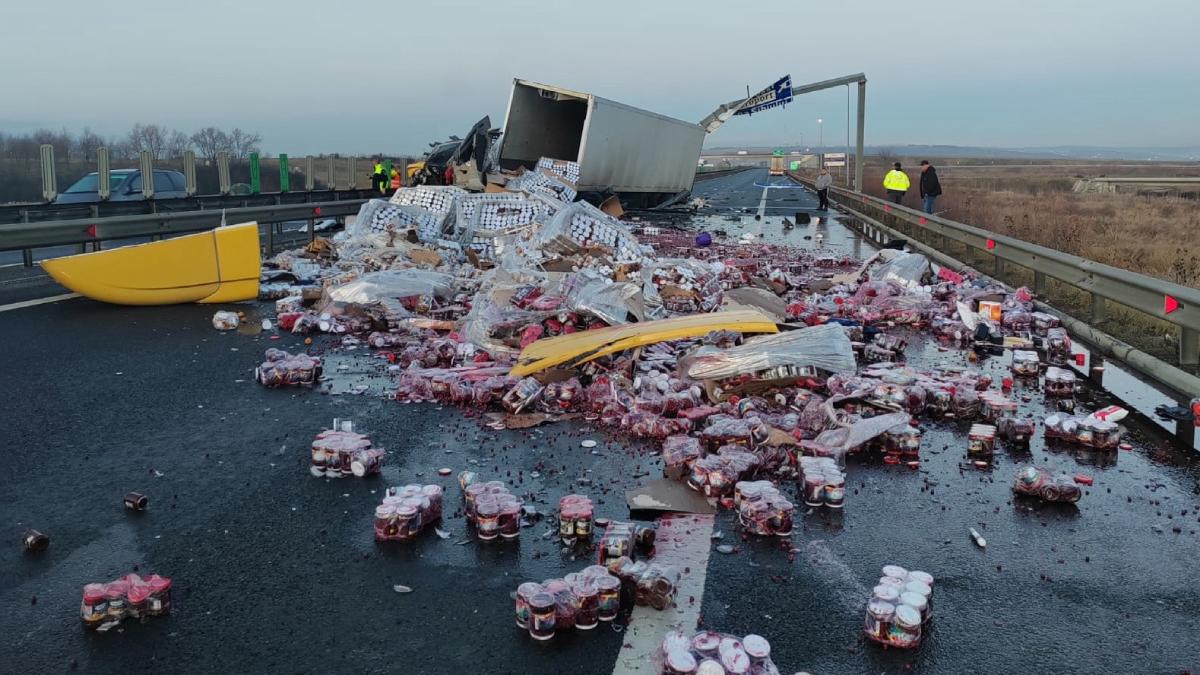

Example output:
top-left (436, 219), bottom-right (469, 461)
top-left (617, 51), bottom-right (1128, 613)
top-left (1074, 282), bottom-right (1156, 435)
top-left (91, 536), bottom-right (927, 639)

top-left (390, 172), bottom-right (401, 189)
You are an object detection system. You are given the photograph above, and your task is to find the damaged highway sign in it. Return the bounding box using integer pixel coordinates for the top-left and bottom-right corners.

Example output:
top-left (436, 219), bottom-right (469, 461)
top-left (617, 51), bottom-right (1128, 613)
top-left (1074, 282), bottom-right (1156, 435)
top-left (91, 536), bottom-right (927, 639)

top-left (735, 75), bottom-right (793, 116)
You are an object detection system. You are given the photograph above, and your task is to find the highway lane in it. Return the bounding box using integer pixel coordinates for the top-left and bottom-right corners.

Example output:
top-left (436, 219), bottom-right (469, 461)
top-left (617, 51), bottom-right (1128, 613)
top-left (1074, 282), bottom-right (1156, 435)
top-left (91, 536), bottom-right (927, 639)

top-left (2, 169), bottom-right (1198, 673)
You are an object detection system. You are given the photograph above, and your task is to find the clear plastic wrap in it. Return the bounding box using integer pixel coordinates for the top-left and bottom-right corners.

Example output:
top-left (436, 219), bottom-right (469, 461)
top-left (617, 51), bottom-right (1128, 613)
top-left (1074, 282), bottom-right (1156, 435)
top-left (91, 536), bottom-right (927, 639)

top-left (563, 271), bottom-right (643, 325)
top-left (347, 199), bottom-right (447, 242)
top-left (868, 252), bottom-right (932, 290)
top-left (532, 201), bottom-right (644, 262)
top-left (684, 324), bottom-right (856, 380)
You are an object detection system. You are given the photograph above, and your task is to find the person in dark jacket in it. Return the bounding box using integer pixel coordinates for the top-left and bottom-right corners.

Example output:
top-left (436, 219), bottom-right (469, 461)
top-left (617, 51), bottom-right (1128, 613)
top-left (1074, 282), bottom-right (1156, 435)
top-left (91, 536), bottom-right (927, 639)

top-left (919, 160), bottom-right (942, 214)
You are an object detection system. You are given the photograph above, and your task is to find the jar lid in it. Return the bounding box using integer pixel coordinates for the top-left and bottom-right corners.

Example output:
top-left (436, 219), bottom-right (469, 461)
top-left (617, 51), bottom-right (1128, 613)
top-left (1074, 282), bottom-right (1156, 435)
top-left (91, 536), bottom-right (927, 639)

top-left (691, 631), bottom-right (722, 652)
top-left (895, 603), bottom-right (922, 627)
top-left (900, 591), bottom-right (927, 611)
top-left (905, 580), bottom-right (932, 597)
top-left (879, 575), bottom-right (906, 588)
top-left (127, 586), bottom-right (150, 603)
top-left (696, 659), bottom-right (726, 675)
top-left (517, 582), bottom-right (543, 596)
top-left (867, 599), bottom-right (896, 617)
top-left (907, 570), bottom-right (934, 586)
top-left (528, 591), bottom-right (556, 609)
top-left (881, 564), bottom-right (908, 578)
top-left (742, 634), bottom-right (770, 658)
top-left (375, 505), bottom-right (393, 518)
top-left (873, 585), bottom-right (900, 602)
top-left (666, 649), bottom-right (698, 673)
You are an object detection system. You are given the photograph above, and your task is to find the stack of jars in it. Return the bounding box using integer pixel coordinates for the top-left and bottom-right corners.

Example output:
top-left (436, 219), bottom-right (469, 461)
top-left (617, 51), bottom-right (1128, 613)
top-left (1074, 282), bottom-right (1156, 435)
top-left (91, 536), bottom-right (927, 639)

top-left (1012, 349), bottom-right (1040, 377)
top-left (1012, 466), bottom-right (1083, 503)
top-left (980, 392), bottom-right (1018, 423)
top-left (310, 429), bottom-right (384, 478)
top-left (461, 479), bottom-right (523, 542)
top-left (1044, 366), bottom-right (1076, 397)
top-left (686, 446), bottom-right (760, 498)
top-left (967, 423), bottom-right (997, 456)
top-left (734, 480), bottom-right (794, 536)
top-left (516, 565), bottom-right (623, 641)
top-left (863, 564), bottom-right (935, 649)
top-left (609, 556), bottom-right (680, 610)
top-left (1043, 413), bottom-right (1123, 449)
top-left (558, 494), bottom-right (595, 545)
top-left (798, 456), bottom-right (846, 508)
top-left (1044, 327), bottom-right (1073, 365)
top-left (80, 573), bottom-right (172, 630)
top-left (597, 520), bottom-right (656, 567)
top-left (374, 484), bottom-right (444, 542)
top-left (882, 424), bottom-right (922, 463)
top-left (659, 629), bottom-right (780, 675)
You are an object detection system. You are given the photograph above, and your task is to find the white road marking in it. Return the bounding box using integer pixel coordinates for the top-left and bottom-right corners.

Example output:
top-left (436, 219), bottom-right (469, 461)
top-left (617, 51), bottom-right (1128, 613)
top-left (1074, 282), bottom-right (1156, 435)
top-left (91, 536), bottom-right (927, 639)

top-left (612, 513), bottom-right (715, 675)
top-left (0, 293), bottom-right (81, 312)
top-left (756, 185), bottom-right (770, 219)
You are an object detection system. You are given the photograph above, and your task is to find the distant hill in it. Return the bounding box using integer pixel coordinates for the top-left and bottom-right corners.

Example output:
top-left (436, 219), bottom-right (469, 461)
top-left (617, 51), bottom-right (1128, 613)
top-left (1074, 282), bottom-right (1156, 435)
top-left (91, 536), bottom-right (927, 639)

top-left (703, 144), bottom-right (1200, 161)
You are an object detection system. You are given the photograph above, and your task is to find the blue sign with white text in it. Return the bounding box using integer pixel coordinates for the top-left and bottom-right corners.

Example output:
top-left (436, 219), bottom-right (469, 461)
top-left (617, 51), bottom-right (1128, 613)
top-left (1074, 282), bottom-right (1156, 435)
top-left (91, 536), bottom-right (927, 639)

top-left (735, 75), bottom-right (793, 116)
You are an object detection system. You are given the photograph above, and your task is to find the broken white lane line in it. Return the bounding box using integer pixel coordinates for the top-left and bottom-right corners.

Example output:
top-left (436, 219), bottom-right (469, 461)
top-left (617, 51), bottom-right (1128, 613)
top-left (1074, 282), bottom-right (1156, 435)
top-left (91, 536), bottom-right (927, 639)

top-left (0, 293), bottom-right (81, 313)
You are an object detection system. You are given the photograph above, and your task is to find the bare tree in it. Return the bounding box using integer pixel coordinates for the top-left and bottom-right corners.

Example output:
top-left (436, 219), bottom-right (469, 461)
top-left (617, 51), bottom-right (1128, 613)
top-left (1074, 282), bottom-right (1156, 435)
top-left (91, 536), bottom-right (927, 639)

top-left (228, 128), bottom-right (262, 160)
top-left (191, 127), bottom-right (231, 162)
top-left (74, 127), bottom-right (104, 162)
top-left (165, 130), bottom-right (192, 158)
top-left (126, 123), bottom-right (167, 160)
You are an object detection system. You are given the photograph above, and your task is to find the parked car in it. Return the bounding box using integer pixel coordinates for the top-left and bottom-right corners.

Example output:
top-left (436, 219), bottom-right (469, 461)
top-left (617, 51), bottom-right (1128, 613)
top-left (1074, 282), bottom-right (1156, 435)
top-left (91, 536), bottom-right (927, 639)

top-left (55, 169), bottom-right (189, 204)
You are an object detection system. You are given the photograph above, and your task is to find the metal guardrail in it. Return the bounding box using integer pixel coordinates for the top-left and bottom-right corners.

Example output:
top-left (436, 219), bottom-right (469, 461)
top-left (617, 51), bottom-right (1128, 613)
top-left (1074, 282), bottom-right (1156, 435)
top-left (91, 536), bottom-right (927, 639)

top-left (0, 198), bottom-right (366, 263)
top-left (789, 173), bottom-right (1200, 401)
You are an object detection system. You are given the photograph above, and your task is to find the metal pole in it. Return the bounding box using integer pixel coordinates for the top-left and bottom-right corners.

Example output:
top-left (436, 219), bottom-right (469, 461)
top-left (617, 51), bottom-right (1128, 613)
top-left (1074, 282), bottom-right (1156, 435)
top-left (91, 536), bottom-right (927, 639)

top-left (183, 151), bottom-right (197, 196)
top-left (305, 155), bottom-right (315, 191)
top-left (855, 80), bottom-right (866, 192)
top-left (217, 152), bottom-right (231, 195)
top-left (40, 144), bottom-right (57, 203)
top-left (97, 147), bottom-right (111, 201)
top-left (139, 151), bottom-right (155, 200)
top-left (845, 84), bottom-right (851, 187)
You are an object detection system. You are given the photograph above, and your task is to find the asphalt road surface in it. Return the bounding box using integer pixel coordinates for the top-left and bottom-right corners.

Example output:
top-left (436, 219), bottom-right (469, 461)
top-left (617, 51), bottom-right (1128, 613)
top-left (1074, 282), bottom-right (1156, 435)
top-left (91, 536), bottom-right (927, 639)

top-left (3, 170), bottom-right (1198, 674)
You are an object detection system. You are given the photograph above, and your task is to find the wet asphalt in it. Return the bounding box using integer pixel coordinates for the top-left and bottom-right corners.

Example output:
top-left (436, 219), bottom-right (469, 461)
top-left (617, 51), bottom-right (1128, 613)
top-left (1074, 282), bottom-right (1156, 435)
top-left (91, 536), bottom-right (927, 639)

top-left (2, 169), bottom-right (1199, 674)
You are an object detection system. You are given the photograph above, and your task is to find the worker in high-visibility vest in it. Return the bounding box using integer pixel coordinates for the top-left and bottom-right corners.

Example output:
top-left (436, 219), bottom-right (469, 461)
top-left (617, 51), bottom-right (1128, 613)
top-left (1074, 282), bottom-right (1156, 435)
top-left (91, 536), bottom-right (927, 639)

top-left (389, 166), bottom-right (402, 193)
top-left (883, 162), bottom-right (910, 204)
top-left (371, 159), bottom-right (386, 194)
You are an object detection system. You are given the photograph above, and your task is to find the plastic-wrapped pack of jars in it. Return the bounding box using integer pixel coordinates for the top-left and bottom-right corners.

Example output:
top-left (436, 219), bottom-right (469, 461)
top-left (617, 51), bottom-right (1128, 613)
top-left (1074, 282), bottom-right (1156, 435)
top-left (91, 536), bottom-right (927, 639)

top-left (883, 424), bottom-right (922, 459)
top-left (459, 480), bottom-right (521, 541)
top-left (501, 377), bottom-right (545, 413)
top-left (980, 393), bottom-right (1018, 423)
top-left (997, 416), bottom-right (1036, 446)
top-left (864, 565), bottom-right (935, 649)
top-left (256, 348), bottom-right (322, 387)
top-left (1042, 413), bottom-right (1123, 449)
top-left (516, 565), bottom-right (621, 641)
top-left (1012, 466), bottom-right (1083, 503)
top-left (661, 435), bottom-right (703, 475)
top-left (686, 447), bottom-right (760, 498)
top-left (1012, 349), bottom-right (1041, 377)
top-left (597, 520), bottom-right (656, 567)
top-left (558, 494), bottom-right (595, 545)
top-left (80, 573), bottom-right (172, 630)
top-left (863, 343), bottom-right (897, 364)
top-left (967, 423), bottom-right (997, 456)
top-left (1045, 327), bottom-right (1073, 365)
top-left (610, 557), bottom-right (681, 611)
top-left (309, 429), bottom-right (384, 478)
top-left (1031, 311), bottom-right (1060, 335)
top-left (374, 484), bottom-right (444, 542)
top-left (798, 456), bottom-right (846, 508)
top-left (1044, 366), bottom-right (1076, 397)
top-left (658, 629), bottom-right (781, 675)
top-left (734, 480), bottom-right (794, 536)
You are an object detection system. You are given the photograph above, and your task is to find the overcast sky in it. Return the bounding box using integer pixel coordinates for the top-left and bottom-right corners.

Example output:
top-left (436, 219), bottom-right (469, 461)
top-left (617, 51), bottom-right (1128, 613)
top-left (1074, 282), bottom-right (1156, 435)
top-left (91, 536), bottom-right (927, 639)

top-left (2, 0), bottom-right (1197, 155)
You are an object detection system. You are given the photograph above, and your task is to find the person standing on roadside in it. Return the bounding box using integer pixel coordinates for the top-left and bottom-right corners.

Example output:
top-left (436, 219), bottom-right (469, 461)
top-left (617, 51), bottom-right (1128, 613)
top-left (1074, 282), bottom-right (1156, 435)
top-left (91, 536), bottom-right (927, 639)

top-left (389, 165), bottom-right (402, 194)
top-left (815, 167), bottom-right (832, 210)
top-left (919, 160), bottom-right (942, 214)
top-left (371, 158), bottom-right (386, 195)
top-left (883, 162), bottom-right (910, 204)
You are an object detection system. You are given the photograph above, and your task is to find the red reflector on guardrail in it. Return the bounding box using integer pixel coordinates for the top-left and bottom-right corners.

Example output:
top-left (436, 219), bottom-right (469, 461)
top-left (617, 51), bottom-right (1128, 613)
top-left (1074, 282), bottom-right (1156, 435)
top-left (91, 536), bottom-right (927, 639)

top-left (84, 224), bottom-right (97, 238)
top-left (918, 216), bottom-right (927, 225)
top-left (884, 205), bottom-right (892, 212)
top-left (1164, 295), bottom-right (1180, 314)
top-left (313, 206), bottom-right (322, 217)
top-left (986, 238), bottom-right (996, 250)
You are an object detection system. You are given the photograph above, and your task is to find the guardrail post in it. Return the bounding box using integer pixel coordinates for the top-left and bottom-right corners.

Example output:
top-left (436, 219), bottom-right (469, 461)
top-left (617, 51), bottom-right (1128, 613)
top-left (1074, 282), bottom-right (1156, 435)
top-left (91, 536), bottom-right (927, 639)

top-left (1090, 293), bottom-right (1107, 324)
top-left (1181, 328), bottom-right (1199, 366)
top-left (305, 156), bottom-right (315, 191)
top-left (183, 151), bottom-right (197, 196)
top-left (217, 152), bottom-right (231, 195)
top-left (97, 147), bottom-right (111, 201)
top-left (40, 144), bottom-right (57, 203)
top-left (139, 151), bottom-right (155, 200)
top-left (279, 154), bottom-right (290, 193)
top-left (994, 256), bottom-right (1005, 278)
top-left (1033, 270), bottom-right (1047, 297)
top-left (249, 152), bottom-right (261, 194)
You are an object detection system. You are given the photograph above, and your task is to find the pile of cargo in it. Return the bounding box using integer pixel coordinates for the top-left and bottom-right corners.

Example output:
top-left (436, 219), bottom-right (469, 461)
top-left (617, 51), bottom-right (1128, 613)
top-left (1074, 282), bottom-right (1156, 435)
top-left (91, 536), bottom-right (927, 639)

top-left (658, 629), bottom-right (781, 675)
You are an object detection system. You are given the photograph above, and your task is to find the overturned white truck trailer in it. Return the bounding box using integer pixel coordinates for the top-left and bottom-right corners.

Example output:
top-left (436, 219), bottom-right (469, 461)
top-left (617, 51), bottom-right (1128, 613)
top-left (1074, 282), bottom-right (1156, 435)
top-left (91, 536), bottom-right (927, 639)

top-left (498, 79), bottom-right (707, 207)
